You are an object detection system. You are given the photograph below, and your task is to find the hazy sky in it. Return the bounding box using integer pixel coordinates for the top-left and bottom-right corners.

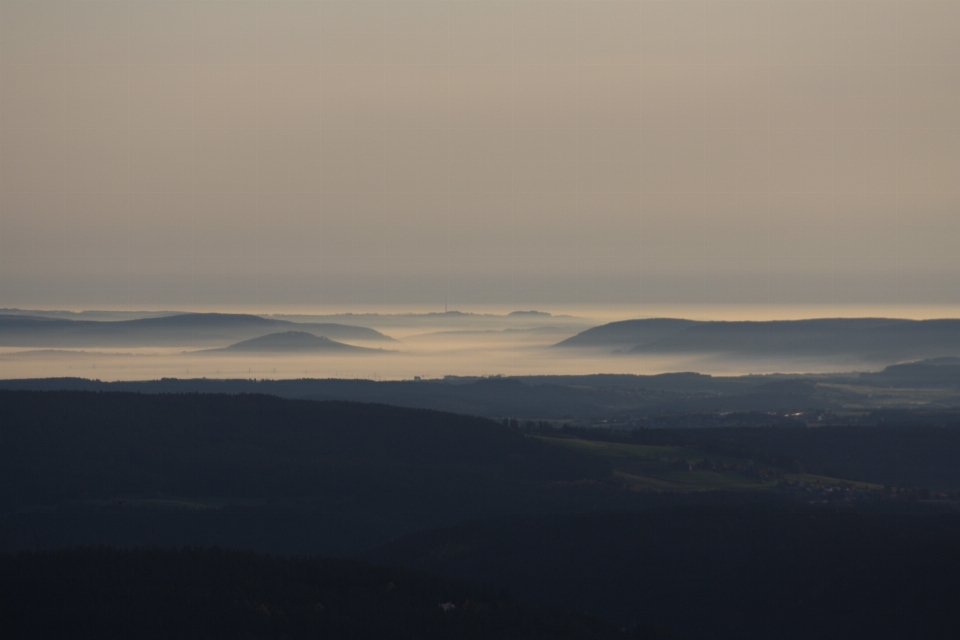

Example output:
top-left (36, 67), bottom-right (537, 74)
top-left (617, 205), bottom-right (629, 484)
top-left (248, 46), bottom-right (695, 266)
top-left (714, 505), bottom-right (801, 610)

top-left (1, 1), bottom-right (958, 308)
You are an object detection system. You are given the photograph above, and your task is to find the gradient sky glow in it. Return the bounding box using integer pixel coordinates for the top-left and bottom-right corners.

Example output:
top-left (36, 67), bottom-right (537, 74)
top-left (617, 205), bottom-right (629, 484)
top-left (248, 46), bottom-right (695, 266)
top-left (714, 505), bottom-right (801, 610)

top-left (1, 1), bottom-right (958, 308)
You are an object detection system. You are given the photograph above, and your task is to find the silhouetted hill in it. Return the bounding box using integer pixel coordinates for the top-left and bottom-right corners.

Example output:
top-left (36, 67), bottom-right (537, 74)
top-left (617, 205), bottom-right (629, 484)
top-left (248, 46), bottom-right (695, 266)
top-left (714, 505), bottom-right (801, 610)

top-left (0, 391), bottom-right (610, 512)
top-left (210, 331), bottom-right (383, 353)
top-left (860, 357), bottom-right (960, 388)
top-left (0, 391), bottom-right (621, 554)
top-left (555, 318), bottom-right (696, 348)
top-left (370, 506), bottom-right (960, 640)
top-left (0, 313), bottom-right (393, 347)
top-left (556, 317), bottom-right (960, 361)
top-left (1, 547), bottom-right (666, 640)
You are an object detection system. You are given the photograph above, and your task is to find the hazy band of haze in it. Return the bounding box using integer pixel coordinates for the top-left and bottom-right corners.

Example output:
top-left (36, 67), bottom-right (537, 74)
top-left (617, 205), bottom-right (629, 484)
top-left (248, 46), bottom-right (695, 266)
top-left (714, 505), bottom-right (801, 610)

top-left (1, 1), bottom-right (958, 307)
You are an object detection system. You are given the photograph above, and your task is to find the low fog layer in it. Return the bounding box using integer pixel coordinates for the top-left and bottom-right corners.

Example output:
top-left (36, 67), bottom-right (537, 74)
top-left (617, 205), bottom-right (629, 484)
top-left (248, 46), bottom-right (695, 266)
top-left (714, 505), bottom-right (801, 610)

top-left (4, 306), bottom-right (960, 381)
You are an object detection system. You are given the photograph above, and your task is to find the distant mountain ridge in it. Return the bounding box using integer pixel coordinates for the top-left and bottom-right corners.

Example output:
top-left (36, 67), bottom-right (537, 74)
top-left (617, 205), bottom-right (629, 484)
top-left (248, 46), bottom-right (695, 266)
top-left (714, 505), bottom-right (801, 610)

top-left (556, 317), bottom-right (960, 362)
top-left (555, 318), bottom-right (697, 349)
top-left (209, 331), bottom-right (384, 354)
top-left (860, 356), bottom-right (960, 388)
top-left (0, 312), bottom-right (393, 347)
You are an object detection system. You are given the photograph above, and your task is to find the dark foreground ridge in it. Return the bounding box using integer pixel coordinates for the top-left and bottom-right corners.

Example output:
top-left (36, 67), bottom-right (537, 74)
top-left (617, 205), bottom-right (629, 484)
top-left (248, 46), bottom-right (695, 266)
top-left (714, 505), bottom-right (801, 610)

top-left (0, 547), bottom-right (672, 640)
top-left (4, 391), bottom-right (960, 638)
top-left (371, 506), bottom-right (960, 640)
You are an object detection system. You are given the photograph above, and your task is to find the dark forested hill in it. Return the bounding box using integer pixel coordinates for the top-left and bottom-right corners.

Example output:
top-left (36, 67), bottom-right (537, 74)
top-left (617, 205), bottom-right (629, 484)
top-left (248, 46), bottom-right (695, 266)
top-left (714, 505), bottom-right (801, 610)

top-left (371, 507), bottom-right (960, 640)
top-left (0, 547), bottom-right (672, 640)
top-left (0, 391), bottom-right (619, 554)
top-left (0, 391), bottom-right (606, 509)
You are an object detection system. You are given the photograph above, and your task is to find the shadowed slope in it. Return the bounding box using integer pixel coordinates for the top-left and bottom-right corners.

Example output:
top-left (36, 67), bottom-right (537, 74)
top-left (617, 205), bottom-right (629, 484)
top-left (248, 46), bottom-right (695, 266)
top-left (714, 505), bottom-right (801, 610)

top-left (370, 507), bottom-right (960, 640)
top-left (1, 547), bottom-right (665, 640)
top-left (0, 391), bottom-right (616, 554)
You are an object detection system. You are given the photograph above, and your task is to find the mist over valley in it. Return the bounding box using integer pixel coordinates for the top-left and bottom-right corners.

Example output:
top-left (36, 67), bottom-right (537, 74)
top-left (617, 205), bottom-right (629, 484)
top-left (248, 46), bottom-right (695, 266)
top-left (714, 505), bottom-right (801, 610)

top-left (5, 307), bottom-right (960, 382)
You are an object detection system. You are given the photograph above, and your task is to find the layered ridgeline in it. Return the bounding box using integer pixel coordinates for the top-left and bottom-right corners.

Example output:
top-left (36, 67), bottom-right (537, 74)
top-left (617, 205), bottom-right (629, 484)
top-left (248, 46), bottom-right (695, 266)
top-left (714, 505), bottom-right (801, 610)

top-left (203, 331), bottom-right (389, 354)
top-left (0, 312), bottom-right (393, 348)
top-left (0, 375), bottom-right (850, 417)
top-left (555, 317), bottom-right (960, 362)
top-left (4, 358), bottom-right (959, 418)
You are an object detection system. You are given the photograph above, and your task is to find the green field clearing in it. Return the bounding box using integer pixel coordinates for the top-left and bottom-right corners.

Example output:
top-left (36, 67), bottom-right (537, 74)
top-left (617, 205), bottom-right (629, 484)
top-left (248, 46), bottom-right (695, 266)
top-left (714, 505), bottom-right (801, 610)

top-left (818, 383), bottom-right (960, 408)
top-left (533, 436), bottom-right (739, 465)
top-left (613, 469), bottom-right (777, 492)
top-left (535, 435), bottom-right (869, 493)
top-left (783, 473), bottom-right (882, 490)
